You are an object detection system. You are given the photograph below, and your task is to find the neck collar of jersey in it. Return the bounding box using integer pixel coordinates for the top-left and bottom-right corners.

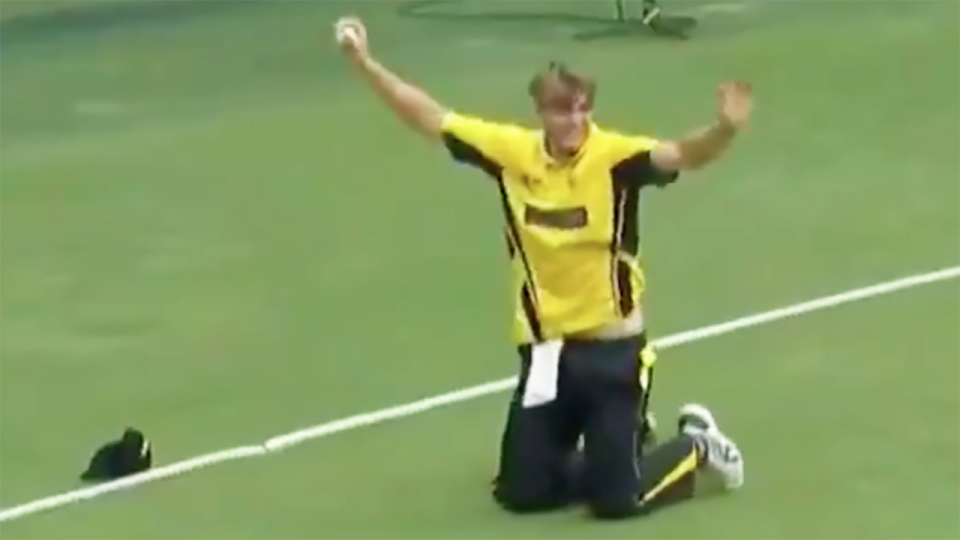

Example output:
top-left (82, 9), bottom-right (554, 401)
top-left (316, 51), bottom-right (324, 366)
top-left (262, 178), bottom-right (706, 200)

top-left (540, 123), bottom-right (596, 167)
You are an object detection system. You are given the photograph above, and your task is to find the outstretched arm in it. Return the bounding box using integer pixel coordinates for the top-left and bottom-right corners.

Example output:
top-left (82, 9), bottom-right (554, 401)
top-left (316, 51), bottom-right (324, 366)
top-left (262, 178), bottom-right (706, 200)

top-left (336, 17), bottom-right (446, 140)
top-left (651, 82), bottom-right (753, 171)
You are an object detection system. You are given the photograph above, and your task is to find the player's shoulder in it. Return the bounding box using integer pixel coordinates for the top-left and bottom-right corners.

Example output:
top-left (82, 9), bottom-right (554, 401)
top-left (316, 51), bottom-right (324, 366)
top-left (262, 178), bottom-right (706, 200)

top-left (443, 111), bottom-right (535, 139)
top-left (440, 111), bottom-right (539, 167)
top-left (591, 124), bottom-right (662, 162)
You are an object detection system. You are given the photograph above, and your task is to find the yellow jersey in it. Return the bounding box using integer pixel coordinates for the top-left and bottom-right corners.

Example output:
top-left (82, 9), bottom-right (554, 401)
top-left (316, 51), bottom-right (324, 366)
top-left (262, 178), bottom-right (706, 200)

top-left (440, 112), bottom-right (678, 344)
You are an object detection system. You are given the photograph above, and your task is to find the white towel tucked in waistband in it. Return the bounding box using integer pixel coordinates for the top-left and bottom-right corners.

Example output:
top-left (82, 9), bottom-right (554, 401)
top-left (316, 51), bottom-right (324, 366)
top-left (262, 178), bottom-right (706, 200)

top-left (521, 339), bottom-right (563, 408)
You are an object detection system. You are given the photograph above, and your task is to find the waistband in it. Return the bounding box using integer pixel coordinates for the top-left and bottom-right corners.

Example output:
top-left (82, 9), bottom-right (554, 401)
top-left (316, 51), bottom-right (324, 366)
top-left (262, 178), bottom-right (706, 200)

top-left (565, 305), bottom-right (644, 341)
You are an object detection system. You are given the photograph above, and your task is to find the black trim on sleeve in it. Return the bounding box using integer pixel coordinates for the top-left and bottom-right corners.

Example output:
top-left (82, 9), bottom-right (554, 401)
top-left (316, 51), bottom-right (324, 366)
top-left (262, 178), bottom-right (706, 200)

top-left (442, 132), bottom-right (503, 180)
top-left (611, 150), bottom-right (679, 189)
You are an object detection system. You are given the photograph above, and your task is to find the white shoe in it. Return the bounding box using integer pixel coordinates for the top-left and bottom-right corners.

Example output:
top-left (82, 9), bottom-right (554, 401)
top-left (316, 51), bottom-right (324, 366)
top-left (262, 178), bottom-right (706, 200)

top-left (678, 403), bottom-right (718, 435)
top-left (677, 403), bottom-right (744, 490)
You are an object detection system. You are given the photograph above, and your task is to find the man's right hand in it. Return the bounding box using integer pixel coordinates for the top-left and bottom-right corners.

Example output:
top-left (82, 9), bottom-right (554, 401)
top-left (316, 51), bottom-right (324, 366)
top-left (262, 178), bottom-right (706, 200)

top-left (331, 15), bottom-right (447, 141)
top-left (334, 16), bottom-right (369, 61)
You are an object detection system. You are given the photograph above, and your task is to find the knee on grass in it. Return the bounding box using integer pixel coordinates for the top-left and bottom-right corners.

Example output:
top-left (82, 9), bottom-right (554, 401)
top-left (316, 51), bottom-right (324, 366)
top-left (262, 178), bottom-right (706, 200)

top-left (587, 496), bottom-right (646, 520)
top-left (492, 481), bottom-right (573, 514)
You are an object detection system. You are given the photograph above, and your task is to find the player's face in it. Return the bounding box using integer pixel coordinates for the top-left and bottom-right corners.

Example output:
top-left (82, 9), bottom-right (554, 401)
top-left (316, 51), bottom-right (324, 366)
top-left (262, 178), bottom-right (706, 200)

top-left (539, 92), bottom-right (592, 156)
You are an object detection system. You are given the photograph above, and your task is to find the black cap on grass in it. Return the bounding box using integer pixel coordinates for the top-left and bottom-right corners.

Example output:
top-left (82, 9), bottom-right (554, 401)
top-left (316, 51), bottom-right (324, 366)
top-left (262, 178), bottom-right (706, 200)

top-left (80, 428), bottom-right (152, 482)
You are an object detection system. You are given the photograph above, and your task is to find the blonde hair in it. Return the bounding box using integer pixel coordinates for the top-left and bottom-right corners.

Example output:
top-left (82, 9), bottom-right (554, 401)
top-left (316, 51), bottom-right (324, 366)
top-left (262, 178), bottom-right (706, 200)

top-left (528, 61), bottom-right (596, 110)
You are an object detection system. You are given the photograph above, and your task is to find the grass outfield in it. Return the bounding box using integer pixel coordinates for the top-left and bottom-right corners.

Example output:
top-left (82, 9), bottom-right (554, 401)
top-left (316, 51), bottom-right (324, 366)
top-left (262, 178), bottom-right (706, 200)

top-left (1, 0), bottom-right (959, 538)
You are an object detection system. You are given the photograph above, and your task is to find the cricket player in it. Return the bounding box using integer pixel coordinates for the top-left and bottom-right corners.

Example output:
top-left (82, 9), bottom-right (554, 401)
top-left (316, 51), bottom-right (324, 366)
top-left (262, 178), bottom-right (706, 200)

top-left (334, 16), bottom-right (750, 519)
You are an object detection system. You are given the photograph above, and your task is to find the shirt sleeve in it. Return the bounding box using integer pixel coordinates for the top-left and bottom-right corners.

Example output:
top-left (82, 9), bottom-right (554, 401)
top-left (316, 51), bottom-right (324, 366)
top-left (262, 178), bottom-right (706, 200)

top-left (610, 135), bottom-right (680, 189)
top-left (440, 112), bottom-right (521, 179)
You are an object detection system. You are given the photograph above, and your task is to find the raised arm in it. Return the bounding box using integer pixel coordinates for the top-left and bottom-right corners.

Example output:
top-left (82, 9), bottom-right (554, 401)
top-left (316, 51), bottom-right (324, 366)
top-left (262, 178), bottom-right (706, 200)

top-left (651, 82), bottom-right (753, 172)
top-left (335, 17), bottom-right (446, 140)
top-left (334, 17), bottom-right (525, 178)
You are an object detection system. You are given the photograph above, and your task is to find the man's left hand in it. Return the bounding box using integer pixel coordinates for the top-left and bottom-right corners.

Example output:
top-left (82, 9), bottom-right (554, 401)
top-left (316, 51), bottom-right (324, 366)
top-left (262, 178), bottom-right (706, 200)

top-left (717, 82), bottom-right (753, 130)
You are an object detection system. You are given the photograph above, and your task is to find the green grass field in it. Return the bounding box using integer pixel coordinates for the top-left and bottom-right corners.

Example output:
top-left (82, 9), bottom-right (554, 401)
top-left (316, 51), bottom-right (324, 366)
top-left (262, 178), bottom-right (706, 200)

top-left (1, 0), bottom-right (959, 537)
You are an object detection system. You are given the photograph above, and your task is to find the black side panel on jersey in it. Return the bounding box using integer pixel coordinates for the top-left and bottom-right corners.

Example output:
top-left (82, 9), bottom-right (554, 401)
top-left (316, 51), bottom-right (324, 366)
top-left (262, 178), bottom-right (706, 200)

top-left (442, 133), bottom-right (503, 180)
top-left (609, 181), bottom-right (639, 317)
top-left (498, 182), bottom-right (544, 342)
top-left (442, 130), bottom-right (544, 341)
top-left (609, 152), bottom-right (663, 317)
